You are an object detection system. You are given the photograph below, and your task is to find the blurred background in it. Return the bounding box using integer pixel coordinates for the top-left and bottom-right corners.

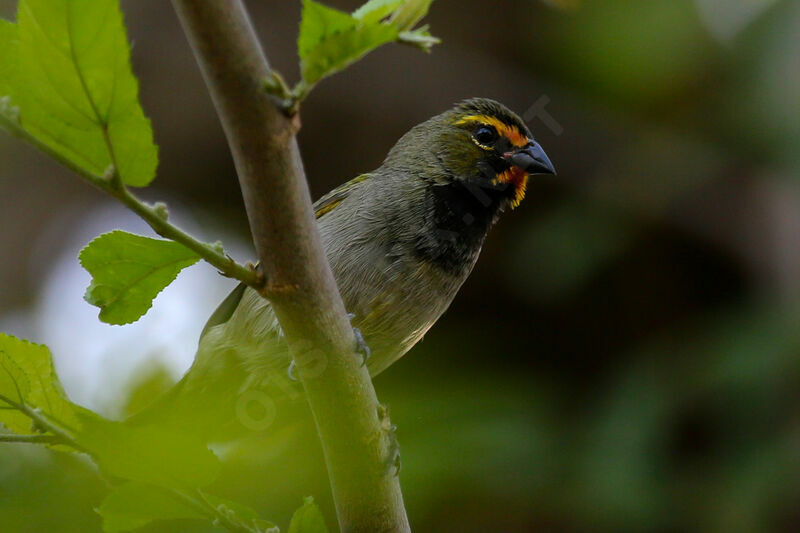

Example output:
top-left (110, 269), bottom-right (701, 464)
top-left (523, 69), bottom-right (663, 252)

top-left (1, 0), bottom-right (800, 531)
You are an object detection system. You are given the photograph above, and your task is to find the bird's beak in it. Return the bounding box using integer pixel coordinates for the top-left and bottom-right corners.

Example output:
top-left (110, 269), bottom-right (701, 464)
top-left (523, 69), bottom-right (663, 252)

top-left (505, 141), bottom-right (556, 175)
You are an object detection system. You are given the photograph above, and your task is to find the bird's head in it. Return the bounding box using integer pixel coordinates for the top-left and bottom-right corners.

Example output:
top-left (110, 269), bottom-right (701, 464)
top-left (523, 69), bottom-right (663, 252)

top-left (383, 98), bottom-right (556, 210)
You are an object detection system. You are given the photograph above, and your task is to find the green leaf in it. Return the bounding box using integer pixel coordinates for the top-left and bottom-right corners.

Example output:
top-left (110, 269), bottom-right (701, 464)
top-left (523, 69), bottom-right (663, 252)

top-left (297, 0), bottom-right (439, 87)
top-left (97, 482), bottom-right (204, 532)
top-left (389, 0), bottom-right (434, 31)
top-left (76, 412), bottom-right (220, 489)
top-left (0, 333), bottom-right (78, 435)
top-left (0, 19), bottom-right (17, 98)
top-left (298, 0), bottom-right (357, 59)
top-left (0, 347), bottom-right (32, 434)
top-left (299, 2), bottom-right (399, 86)
top-left (11, 0), bottom-right (157, 186)
top-left (299, 0), bottom-right (399, 85)
top-left (352, 0), bottom-right (404, 23)
top-left (302, 23), bottom-right (398, 85)
top-left (288, 497), bottom-right (329, 533)
top-left (79, 230), bottom-right (200, 325)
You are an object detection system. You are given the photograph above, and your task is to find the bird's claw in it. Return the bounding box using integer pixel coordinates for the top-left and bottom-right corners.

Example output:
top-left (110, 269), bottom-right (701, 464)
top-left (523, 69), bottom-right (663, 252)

top-left (378, 403), bottom-right (401, 476)
top-left (353, 326), bottom-right (370, 367)
top-left (286, 313), bottom-right (369, 380)
top-left (347, 313), bottom-right (371, 367)
top-left (388, 424), bottom-right (401, 476)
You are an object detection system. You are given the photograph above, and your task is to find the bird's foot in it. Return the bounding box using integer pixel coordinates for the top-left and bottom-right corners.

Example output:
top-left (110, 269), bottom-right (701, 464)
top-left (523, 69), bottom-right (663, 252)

top-left (347, 313), bottom-right (371, 367)
top-left (352, 326), bottom-right (371, 367)
top-left (286, 313), bottom-right (369, 380)
top-left (378, 403), bottom-right (401, 476)
top-left (388, 426), bottom-right (401, 476)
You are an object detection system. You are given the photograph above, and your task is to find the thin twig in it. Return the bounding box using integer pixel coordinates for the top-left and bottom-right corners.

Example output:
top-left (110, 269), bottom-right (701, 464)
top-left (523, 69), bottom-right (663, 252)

top-left (111, 185), bottom-right (262, 286)
top-left (168, 488), bottom-right (261, 533)
top-left (0, 109), bottom-right (262, 289)
top-left (0, 433), bottom-right (64, 445)
top-left (0, 391), bottom-right (86, 453)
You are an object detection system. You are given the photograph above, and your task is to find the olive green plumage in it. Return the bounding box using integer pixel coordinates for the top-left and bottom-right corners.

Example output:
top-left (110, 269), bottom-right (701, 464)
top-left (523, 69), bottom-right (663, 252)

top-left (130, 98), bottom-right (555, 438)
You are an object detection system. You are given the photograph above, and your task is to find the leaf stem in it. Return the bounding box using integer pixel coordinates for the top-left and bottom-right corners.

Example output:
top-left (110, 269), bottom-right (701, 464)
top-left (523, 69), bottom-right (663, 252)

top-left (168, 489), bottom-right (261, 533)
top-left (0, 433), bottom-right (64, 445)
top-left (112, 185), bottom-right (263, 286)
top-left (0, 391), bottom-right (85, 452)
top-left (0, 109), bottom-right (263, 290)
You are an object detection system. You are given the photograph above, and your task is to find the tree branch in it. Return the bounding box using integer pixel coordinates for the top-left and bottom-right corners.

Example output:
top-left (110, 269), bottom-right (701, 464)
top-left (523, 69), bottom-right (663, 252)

top-left (169, 1), bottom-right (410, 532)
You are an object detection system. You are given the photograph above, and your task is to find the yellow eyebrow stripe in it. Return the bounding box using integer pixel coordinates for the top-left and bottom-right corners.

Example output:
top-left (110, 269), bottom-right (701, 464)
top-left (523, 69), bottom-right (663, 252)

top-left (455, 114), bottom-right (529, 147)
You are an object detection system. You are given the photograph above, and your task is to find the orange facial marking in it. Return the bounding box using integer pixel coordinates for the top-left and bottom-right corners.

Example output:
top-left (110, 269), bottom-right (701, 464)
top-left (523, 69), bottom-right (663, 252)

top-left (494, 166), bottom-right (529, 209)
top-left (456, 114), bottom-right (529, 148)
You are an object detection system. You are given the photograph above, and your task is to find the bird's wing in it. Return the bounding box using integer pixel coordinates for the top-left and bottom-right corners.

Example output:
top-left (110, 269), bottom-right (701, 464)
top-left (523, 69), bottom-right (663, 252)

top-left (197, 173), bottom-right (373, 342)
top-left (199, 281), bottom-right (247, 340)
top-left (313, 173), bottom-right (371, 219)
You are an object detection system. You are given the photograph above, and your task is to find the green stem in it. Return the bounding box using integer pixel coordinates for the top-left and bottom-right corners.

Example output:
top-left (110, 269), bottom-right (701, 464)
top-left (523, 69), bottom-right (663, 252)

top-left (113, 186), bottom-right (262, 287)
top-left (164, 488), bottom-right (263, 533)
top-left (195, 489), bottom-right (264, 533)
top-left (0, 433), bottom-right (64, 445)
top-left (0, 393), bottom-right (87, 453)
top-left (0, 111), bottom-right (263, 290)
top-left (170, 489), bottom-right (253, 533)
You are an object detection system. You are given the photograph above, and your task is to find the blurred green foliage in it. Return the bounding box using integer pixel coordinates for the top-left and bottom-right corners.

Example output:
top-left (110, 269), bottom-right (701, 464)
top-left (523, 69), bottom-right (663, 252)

top-left (1, 0), bottom-right (800, 531)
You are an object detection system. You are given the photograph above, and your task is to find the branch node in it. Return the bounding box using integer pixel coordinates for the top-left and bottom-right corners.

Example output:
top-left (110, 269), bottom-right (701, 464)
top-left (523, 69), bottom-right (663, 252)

top-left (210, 240), bottom-right (225, 255)
top-left (263, 71), bottom-right (299, 117)
top-left (153, 201), bottom-right (170, 220)
top-left (262, 71), bottom-right (311, 122)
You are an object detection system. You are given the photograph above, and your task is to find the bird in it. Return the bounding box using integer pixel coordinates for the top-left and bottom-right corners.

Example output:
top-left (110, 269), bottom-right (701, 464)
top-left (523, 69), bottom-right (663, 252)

top-left (130, 98), bottom-right (555, 439)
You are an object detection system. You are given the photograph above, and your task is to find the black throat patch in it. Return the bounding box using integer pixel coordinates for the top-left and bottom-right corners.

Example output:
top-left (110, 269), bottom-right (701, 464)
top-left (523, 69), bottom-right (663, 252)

top-left (413, 177), bottom-right (511, 274)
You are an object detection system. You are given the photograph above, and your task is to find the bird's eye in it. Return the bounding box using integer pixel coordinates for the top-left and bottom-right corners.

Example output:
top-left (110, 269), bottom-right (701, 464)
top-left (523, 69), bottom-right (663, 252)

top-left (474, 125), bottom-right (498, 145)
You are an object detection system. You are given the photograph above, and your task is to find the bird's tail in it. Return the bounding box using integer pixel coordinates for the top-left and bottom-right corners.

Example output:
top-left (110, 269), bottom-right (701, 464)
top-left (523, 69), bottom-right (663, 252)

top-left (124, 357), bottom-right (298, 442)
top-left (124, 372), bottom-right (190, 428)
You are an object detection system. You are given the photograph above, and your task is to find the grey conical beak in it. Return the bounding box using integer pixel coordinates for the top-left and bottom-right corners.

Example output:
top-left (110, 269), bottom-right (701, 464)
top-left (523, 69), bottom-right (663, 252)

top-left (508, 141), bottom-right (556, 175)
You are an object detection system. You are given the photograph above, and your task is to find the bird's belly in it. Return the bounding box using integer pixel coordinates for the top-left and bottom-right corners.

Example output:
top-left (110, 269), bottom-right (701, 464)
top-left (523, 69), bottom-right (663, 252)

top-left (339, 254), bottom-right (467, 375)
top-left (200, 234), bottom-right (473, 391)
